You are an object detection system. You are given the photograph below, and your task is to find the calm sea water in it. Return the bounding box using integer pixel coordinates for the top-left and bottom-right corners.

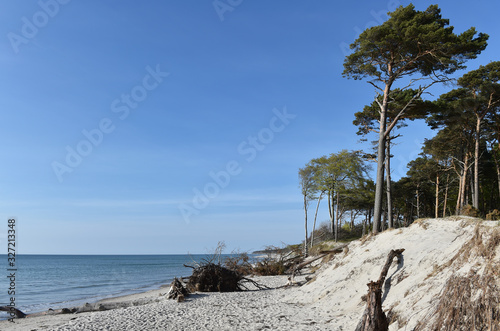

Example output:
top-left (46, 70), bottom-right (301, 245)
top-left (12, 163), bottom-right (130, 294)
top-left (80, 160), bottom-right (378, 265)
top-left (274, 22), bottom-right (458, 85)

top-left (0, 254), bottom-right (211, 320)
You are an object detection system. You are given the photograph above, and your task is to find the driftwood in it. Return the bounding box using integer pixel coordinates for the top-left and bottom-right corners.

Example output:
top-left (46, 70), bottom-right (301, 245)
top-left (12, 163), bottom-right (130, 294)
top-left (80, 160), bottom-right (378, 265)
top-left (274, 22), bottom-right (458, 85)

top-left (0, 306), bottom-right (26, 318)
top-left (318, 243), bottom-right (349, 255)
top-left (167, 277), bottom-right (189, 302)
top-left (288, 244), bottom-right (349, 284)
top-left (295, 243), bottom-right (348, 272)
top-left (294, 252), bottom-right (328, 271)
top-left (288, 253), bottom-right (327, 285)
top-left (355, 248), bottom-right (405, 331)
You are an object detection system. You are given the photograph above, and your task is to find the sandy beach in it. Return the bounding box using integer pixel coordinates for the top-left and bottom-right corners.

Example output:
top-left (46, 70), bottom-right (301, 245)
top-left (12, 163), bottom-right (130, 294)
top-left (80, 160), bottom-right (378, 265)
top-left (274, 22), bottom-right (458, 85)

top-left (2, 275), bottom-right (333, 331)
top-left (2, 217), bottom-right (499, 330)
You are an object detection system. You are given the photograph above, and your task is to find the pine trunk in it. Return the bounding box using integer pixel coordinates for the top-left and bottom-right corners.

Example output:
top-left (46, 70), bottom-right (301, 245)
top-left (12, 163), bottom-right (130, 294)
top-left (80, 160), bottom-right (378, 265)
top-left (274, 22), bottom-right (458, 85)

top-left (435, 173), bottom-right (440, 218)
top-left (362, 213), bottom-right (367, 236)
top-left (416, 186), bottom-right (420, 219)
top-left (386, 141), bottom-right (393, 228)
top-left (350, 210), bottom-right (355, 231)
top-left (473, 116), bottom-right (481, 209)
top-left (373, 84), bottom-right (390, 234)
top-left (455, 153), bottom-right (469, 214)
top-left (443, 173), bottom-right (449, 218)
top-left (495, 155), bottom-right (500, 199)
top-left (328, 192), bottom-right (334, 234)
top-left (310, 192), bottom-right (323, 248)
top-left (303, 195), bottom-right (308, 256)
top-left (335, 192), bottom-right (340, 242)
top-left (460, 154), bottom-right (469, 211)
top-left (382, 210), bottom-right (386, 231)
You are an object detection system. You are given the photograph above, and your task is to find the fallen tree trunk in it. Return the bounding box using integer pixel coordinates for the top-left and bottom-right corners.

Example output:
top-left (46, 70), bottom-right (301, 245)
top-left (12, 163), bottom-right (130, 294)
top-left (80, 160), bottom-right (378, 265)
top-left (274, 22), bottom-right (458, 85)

top-left (291, 253), bottom-right (327, 272)
top-left (293, 244), bottom-right (348, 273)
top-left (0, 306), bottom-right (26, 318)
top-left (289, 244), bottom-right (348, 281)
top-left (318, 243), bottom-right (348, 255)
top-left (355, 248), bottom-right (405, 331)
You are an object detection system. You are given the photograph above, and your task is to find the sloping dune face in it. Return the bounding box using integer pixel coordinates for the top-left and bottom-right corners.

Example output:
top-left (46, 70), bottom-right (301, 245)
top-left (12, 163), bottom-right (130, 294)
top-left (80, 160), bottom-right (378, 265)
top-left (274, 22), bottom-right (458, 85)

top-left (284, 217), bottom-right (500, 330)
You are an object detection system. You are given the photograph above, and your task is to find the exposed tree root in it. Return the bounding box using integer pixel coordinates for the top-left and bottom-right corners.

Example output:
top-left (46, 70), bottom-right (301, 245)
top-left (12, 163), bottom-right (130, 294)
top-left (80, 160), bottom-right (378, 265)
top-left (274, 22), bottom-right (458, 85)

top-left (355, 248), bottom-right (405, 331)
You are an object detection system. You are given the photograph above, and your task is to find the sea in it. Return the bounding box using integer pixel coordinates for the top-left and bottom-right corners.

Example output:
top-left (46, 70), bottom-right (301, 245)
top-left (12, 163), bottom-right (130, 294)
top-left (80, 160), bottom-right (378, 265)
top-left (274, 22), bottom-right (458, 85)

top-left (0, 254), bottom-right (215, 320)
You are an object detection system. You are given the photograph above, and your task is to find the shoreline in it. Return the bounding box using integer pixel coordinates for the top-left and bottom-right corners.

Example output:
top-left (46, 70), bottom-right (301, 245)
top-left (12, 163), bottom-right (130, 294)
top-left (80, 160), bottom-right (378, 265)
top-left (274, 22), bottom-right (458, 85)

top-left (0, 278), bottom-right (179, 328)
top-left (0, 254), bottom-right (204, 321)
top-left (0, 274), bottom-right (321, 331)
top-left (0, 278), bottom-right (179, 322)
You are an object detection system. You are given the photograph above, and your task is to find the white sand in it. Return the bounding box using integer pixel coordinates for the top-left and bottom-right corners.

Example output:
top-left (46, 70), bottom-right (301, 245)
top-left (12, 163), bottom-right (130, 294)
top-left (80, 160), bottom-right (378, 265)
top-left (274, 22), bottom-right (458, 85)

top-left (1, 275), bottom-right (330, 331)
top-left (2, 217), bottom-right (498, 330)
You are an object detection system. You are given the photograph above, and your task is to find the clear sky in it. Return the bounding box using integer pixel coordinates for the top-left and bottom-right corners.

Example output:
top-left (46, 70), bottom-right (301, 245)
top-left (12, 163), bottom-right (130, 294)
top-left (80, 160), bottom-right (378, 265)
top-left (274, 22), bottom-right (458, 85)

top-left (1, 1), bottom-right (499, 254)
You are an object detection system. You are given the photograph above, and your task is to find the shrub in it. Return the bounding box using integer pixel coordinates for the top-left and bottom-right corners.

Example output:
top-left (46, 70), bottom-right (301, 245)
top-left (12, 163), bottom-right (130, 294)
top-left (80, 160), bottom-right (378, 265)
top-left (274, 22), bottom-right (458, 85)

top-left (309, 240), bottom-right (337, 256)
top-left (459, 205), bottom-right (479, 217)
top-left (486, 209), bottom-right (500, 221)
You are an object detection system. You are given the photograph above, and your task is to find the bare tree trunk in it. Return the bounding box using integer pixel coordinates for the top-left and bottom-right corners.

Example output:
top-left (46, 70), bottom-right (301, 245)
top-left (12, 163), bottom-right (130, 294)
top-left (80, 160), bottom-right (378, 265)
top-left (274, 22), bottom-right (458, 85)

top-left (473, 117), bottom-right (481, 209)
top-left (355, 281), bottom-right (388, 331)
top-left (350, 210), bottom-right (355, 231)
top-left (303, 195), bottom-right (308, 256)
top-left (335, 192), bottom-right (340, 242)
top-left (461, 154), bottom-right (469, 210)
top-left (355, 249), bottom-right (404, 331)
top-left (435, 173), bottom-right (440, 218)
top-left (456, 153), bottom-right (469, 214)
top-left (443, 173), bottom-right (449, 218)
top-left (328, 192), bottom-right (334, 235)
top-left (373, 84), bottom-right (391, 234)
top-left (467, 170), bottom-right (473, 206)
top-left (362, 213), bottom-right (367, 236)
top-left (310, 192), bottom-right (323, 248)
top-left (416, 186), bottom-right (420, 219)
top-left (409, 202), bottom-right (414, 225)
top-left (494, 154), bottom-right (500, 199)
top-left (381, 210), bottom-right (386, 232)
top-left (368, 207), bottom-right (372, 230)
top-left (373, 132), bottom-right (386, 234)
top-left (455, 174), bottom-right (462, 215)
top-left (394, 211), bottom-right (400, 227)
top-left (386, 141), bottom-right (393, 228)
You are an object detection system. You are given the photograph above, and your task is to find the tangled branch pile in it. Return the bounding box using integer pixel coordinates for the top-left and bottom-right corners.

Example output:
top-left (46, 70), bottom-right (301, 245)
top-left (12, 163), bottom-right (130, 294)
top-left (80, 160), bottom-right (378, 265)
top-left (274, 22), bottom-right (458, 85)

top-left (187, 263), bottom-right (244, 292)
top-left (177, 242), bottom-right (273, 295)
top-left (223, 252), bottom-right (254, 275)
top-left (252, 245), bottom-right (303, 276)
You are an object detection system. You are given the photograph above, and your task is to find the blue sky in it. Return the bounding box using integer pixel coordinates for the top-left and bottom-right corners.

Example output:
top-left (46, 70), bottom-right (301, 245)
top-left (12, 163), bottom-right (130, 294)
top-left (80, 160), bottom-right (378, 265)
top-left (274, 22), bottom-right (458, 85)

top-left (1, 1), bottom-right (499, 254)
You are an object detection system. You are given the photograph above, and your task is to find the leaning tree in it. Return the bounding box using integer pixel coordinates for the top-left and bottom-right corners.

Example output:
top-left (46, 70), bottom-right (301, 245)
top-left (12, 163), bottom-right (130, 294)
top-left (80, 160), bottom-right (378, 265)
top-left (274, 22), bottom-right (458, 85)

top-left (354, 88), bottom-right (433, 228)
top-left (343, 4), bottom-right (488, 233)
